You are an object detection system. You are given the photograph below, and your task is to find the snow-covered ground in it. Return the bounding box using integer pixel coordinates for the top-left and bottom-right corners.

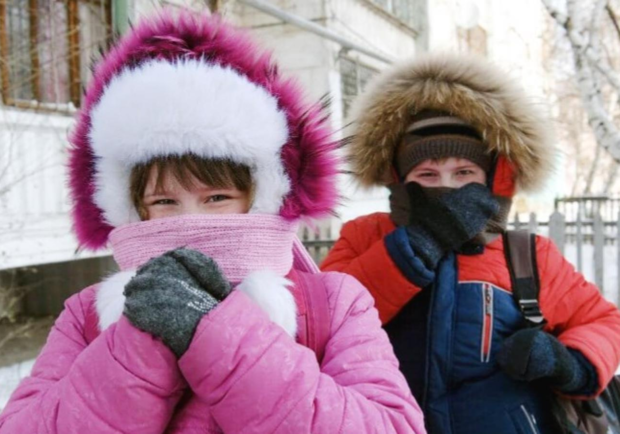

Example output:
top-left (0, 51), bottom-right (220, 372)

top-left (0, 359), bottom-right (35, 410)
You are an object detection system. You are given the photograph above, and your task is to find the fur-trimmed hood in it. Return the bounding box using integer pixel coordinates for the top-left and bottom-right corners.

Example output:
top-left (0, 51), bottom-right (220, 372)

top-left (348, 53), bottom-right (557, 195)
top-left (69, 11), bottom-right (339, 250)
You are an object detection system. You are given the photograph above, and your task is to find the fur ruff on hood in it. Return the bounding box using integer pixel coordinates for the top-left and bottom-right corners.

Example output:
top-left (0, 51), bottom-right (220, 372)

top-left (348, 53), bottom-right (557, 194)
top-left (69, 11), bottom-right (339, 250)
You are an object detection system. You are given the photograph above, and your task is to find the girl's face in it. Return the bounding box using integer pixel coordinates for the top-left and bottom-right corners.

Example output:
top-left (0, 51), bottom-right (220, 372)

top-left (143, 167), bottom-right (251, 220)
top-left (405, 157), bottom-right (486, 188)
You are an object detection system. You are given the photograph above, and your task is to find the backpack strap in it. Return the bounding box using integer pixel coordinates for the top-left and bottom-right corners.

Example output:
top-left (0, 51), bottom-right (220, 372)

top-left (292, 271), bottom-right (331, 365)
top-left (503, 230), bottom-right (546, 327)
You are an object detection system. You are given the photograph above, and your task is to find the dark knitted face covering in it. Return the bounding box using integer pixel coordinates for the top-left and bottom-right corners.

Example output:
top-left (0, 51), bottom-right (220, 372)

top-left (388, 182), bottom-right (511, 247)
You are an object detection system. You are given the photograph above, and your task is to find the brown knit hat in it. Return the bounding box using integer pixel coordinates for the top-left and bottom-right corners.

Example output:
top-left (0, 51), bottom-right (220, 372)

top-left (395, 110), bottom-right (493, 179)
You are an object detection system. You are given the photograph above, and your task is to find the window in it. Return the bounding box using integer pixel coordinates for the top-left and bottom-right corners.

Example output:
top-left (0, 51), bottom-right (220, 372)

top-left (340, 56), bottom-right (376, 118)
top-left (367, 0), bottom-right (426, 32)
top-left (458, 25), bottom-right (488, 56)
top-left (0, 0), bottom-right (111, 110)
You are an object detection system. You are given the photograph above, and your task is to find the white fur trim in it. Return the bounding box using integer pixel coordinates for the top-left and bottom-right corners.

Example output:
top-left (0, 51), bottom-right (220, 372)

top-left (95, 269), bottom-right (297, 337)
top-left (89, 59), bottom-right (291, 227)
top-left (95, 270), bottom-right (135, 331)
top-left (237, 270), bottom-right (297, 338)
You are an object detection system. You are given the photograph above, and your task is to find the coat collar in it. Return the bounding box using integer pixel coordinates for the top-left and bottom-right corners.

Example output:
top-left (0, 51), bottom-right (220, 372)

top-left (95, 269), bottom-right (298, 338)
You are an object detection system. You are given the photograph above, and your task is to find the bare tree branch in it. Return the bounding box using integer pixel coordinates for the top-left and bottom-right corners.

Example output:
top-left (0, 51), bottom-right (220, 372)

top-left (544, 0), bottom-right (620, 165)
top-left (604, 162), bottom-right (619, 193)
top-left (0, 320), bottom-right (34, 352)
top-left (607, 4), bottom-right (620, 39)
top-left (542, 0), bottom-right (568, 25)
top-left (584, 141), bottom-right (603, 194)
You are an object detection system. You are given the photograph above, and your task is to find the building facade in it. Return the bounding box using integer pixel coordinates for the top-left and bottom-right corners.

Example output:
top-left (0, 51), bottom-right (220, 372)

top-left (0, 0), bottom-right (427, 315)
top-left (2, 0), bottom-right (577, 319)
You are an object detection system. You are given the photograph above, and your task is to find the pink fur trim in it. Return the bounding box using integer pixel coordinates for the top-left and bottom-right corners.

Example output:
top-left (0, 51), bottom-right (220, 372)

top-left (69, 10), bottom-right (339, 250)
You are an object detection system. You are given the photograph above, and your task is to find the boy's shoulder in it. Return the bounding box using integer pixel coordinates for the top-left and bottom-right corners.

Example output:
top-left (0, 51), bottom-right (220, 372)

top-left (533, 233), bottom-right (554, 249)
top-left (531, 233), bottom-right (567, 273)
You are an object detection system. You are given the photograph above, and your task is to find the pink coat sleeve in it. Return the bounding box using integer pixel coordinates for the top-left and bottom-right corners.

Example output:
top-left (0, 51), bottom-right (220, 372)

top-left (179, 272), bottom-right (426, 434)
top-left (0, 287), bottom-right (186, 434)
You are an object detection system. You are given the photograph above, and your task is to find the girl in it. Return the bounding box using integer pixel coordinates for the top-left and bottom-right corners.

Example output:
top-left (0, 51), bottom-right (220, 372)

top-left (0, 11), bottom-right (425, 434)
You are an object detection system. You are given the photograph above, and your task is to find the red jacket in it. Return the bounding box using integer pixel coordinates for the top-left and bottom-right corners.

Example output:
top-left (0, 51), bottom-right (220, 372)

top-left (322, 212), bottom-right (620, 395)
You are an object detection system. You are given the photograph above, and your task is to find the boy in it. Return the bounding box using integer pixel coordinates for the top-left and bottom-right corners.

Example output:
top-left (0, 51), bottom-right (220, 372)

top-left (322, 53), bottom-right (620, 434)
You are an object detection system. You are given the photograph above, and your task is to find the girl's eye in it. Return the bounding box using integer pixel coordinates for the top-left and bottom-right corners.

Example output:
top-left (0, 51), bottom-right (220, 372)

top-left (457, 170), bottom-right (475, 176)
top-left (152, 199), bottom-right (176, 205)
top-left (418, 172), bottom-right (436, 178)
top-left (206, 195), bottom-right (229, 203)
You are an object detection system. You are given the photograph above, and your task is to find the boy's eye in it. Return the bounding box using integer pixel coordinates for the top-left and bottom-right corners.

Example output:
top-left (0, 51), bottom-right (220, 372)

top-left (457, 169), bottom-right (475, 176)
top-left (206, 195), bottom-right (229, 203)
top-left (418, 172), bottom-right (436, 178)
top-left (152, 199), bottom-right (176, 205)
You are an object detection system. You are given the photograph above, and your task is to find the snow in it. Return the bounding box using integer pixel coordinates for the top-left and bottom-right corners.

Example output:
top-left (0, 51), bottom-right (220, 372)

top-left (0, 359), bottom-right (35, 411)
top-left (0, 214), bottom-right (111, 271)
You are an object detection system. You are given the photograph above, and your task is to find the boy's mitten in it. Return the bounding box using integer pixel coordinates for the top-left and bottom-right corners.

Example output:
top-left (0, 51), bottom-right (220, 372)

top-left (404, 182), bottom-right (500, 268)
top-left (497, 328), bottom-right (598, 395)
top-left (124, 248), bottom-right (231, 357)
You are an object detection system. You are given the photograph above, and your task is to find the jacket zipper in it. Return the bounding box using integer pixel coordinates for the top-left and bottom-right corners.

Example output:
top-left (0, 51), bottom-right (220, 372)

top-left (421, 280), bottom-right (436, 411)
top-left (520, 405), bottom-right (539, 434)
top-left (480, 283), bottom-right (493, 363)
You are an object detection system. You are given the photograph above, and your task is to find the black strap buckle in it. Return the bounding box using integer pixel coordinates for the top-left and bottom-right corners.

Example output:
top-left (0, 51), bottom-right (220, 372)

top-left (518, 299), bottom-right (546, 325)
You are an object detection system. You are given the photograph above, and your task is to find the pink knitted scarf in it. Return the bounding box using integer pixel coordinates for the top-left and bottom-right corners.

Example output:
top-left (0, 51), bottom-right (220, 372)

top-left (109, 214), bottom-right (318, 283)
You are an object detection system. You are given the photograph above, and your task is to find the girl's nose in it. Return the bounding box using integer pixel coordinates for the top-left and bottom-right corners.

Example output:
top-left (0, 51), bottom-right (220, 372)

top-left (180, 202), bottom-right (205, 215)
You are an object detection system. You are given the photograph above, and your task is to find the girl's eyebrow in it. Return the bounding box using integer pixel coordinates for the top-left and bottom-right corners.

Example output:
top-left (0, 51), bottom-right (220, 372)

top-left (195, 186), bottom-right (240, 194)
top-left (144, 190), bottom-right (172, 199)
top-left (144, 186), bottom-right (237, 198)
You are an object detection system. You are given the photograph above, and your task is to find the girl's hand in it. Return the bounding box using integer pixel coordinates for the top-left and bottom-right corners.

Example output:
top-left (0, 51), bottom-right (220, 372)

top-left (123, 248), bottom-right (231, 357)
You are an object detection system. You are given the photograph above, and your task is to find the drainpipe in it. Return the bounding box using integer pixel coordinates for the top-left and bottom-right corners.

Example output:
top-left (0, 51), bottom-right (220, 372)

top-left (237, 0), bottom-right (394, 64)
top-left (113, 0), bottom-right (130, 36)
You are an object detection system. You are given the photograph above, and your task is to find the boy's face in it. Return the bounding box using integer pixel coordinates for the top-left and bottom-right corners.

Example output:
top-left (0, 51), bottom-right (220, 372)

top-left (143, 167), bottom-right (251, 220)
top-left (405, 157), bottom-right (486, 188)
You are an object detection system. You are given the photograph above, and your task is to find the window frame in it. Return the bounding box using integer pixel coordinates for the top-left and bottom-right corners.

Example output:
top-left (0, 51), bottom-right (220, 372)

top-left (339, 55), bottom-right (378, 118)
top-left (361, 0), bottom-right (426, 35)
top-left (0, 0), bottom-right (112, 112)
top-left (457, 24), bottom-right (488, 56)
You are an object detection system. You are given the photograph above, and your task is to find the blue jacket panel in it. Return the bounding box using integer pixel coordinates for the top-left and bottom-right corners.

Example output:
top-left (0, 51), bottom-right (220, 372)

top-left (386, 254), bottom-right (559, 434)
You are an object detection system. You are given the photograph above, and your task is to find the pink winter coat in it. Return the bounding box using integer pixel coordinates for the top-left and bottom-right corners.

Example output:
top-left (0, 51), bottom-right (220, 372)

top-left (0, 271), bottom-right (425, 433)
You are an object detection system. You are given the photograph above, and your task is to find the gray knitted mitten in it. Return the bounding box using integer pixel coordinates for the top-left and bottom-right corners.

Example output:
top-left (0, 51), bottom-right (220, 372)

top-left (497, 328), bottom-right (597, 395)
top-left (123, 248), bottom-right (231, 357)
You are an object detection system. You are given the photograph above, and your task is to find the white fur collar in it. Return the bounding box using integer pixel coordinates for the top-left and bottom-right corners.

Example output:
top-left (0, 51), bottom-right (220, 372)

top-left (95, 270), bottom-right (297, 337)
top-left (96, 270), bottom-right (136, 331)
